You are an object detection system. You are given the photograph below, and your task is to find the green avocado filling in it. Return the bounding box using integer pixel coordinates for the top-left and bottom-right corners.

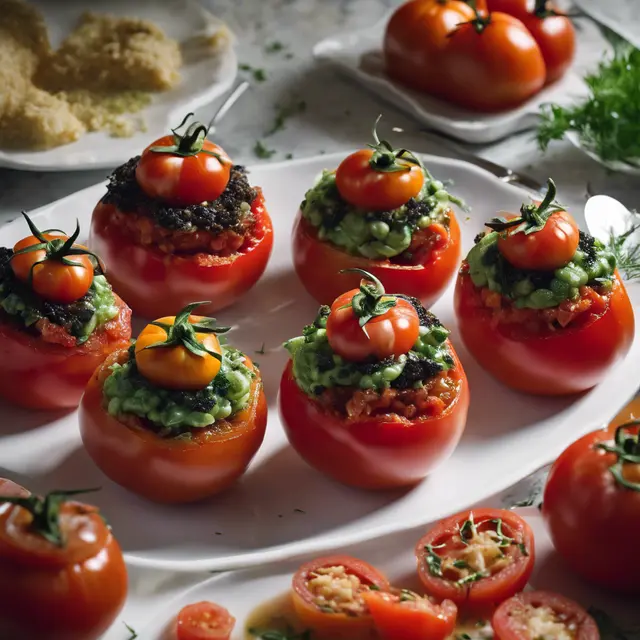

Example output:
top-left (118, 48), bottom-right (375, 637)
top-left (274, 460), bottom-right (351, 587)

top-left (300, 170), bottom-right (462, 260)
top-left (102, 345), bottom-right (255, 437)
top-left (284, 302), bottom-right (454, 397)
top-left (467, 230), bottom-right (617, 309)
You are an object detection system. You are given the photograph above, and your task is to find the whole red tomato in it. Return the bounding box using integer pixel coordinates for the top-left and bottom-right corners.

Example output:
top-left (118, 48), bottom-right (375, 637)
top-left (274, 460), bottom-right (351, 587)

top-left (543, 421), bottom-right (640, 595)
top-left (486, 0), bottom-right (576, 84)
top-left (279, 344), bottom-right (469, 490)
top-left (454, 271), bottom-right (634, 395)
top-left (0, 483), bottom-right (127, 640)
top-left (90, 189), bottom-right (273, 318)
top-left (79, 350), bottom-right (267, 503)
top-left (292, 209), bottom-right (461, 306)
top-left (0, 294), bottom-right (131, 410)
top-left (135, 115), bottom-right (232, 207)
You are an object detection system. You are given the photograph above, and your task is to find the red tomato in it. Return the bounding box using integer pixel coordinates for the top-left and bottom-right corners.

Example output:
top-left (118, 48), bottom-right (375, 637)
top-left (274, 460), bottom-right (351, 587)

top-left (176, 602), bottom-right (236, 640)
top-left (336, 149), bottom-right (424, 211)
top-left (326, 280), bottom-right (420, 362)
top-left (0, 483), bottom-right (127, 640)
top-left (415, 508), bottom-right (535, 609)
top-left (486, 0), bottom-right (576, 84)
top-left (363, 589), bottom-right (457, 640)
top-left (543, 421), bottom-right (640, 595)
top-left (89, 189), bottom-right (273, 318)
top-left (0, 294), bottom-right (131, 410)
top-left (454, 270), bottom-right (635, 395)
top-left (135, 134), bottom-right (231, 207)
top-left (291, 555), bottom-right (390, 640)
top-left (492, 591), bottom-right (599, 640)
top-left (79, 351), bottom-right (267, 503)
top-left (292, 209), bottom-right (461, 306)
top-left (278, 344), bottom-right (469, 490)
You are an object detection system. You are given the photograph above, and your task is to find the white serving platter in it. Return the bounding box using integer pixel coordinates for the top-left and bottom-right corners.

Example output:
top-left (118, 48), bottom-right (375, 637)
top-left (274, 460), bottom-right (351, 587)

top-left (313, 13), bottom-right (607, 144)
top-left (0, 0), bottom-right (237, 172)
top-left (136, 506), bottom-right (636, 638)
top-left (0, 152), bottom-right (638, 572)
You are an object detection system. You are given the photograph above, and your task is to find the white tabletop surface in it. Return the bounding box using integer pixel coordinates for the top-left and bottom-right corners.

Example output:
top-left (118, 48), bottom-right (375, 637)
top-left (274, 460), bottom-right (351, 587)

top-left (0, 1), bottom-right (637, 637)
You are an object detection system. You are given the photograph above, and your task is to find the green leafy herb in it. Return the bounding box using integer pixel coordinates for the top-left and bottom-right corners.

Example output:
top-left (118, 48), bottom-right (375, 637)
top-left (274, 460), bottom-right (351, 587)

top-left (124, 622), bottom-right (138, 639)
top-left (254, 140), bottom-right (276, 159)
top-left (456, 634), bottom-right (472, 640)
top-left (239, 63), bottom-right (267, 82)
top-left (399, 589), bottom-right (417, 602)
top-left (249, 628), bottom-right (312, 640)
top-left (266, 99), bottom-right (307, 136)
top-left (285, 153), bottom-right (294, 160)
top-left (607, 216), bottom-right (640, 281)
top-left (265, 41), bottom-right (285, 53)
top-left (537, 45), bottom-right (640, 166)
top-left (424, 543), bottom-right (445, 578)
top-left (339, 269), bottom-right (397, 327)
top-left (588, 606), bottom-right (640, 640)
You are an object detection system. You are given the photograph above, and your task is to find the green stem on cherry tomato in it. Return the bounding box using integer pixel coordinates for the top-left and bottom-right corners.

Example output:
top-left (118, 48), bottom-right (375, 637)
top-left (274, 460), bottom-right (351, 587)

top-left (0, 488), bottom-right (100, 546)
top-left (141, 301), bottom-right (230, 361)
top-left (532, 0), bottom-right (569, 18)
top-left (595, 422), bottom-right (640, 492)
top-left (148, 112), bottom-right (228, 162)
top-left (367, 115), bottom-right (424, 174)
top-left (339, 268), bottom-right (397, 328)
top-left (454, 7), bottom-right (491, 35)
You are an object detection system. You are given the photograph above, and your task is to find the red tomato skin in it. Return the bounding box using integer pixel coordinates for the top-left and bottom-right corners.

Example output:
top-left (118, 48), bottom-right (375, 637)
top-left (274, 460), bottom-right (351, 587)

top-left (543, 423), bottom-right (640, 595)
top-left (79, 351), bottom-right (268, 504)
top-left (454, 270), bottom-right (635, 395)
top-left (89, 189), bottom-right (273, 318)
top-left (492, 591), bottom-right (600, 640)
top-left (292, 210), bottom-right (461, 307)
top-left (0, 294), bottom-right (131, 410)
top-left (415, 508), bottom-right (535, 609)
top-left (278, 343), bottom-right (469, 490)
top-left (291, 555), bottom-right (390, 640)
top-left (176, 601), bottom-right (236, 640)
top-left (364, 591), bottom-right (458, 640)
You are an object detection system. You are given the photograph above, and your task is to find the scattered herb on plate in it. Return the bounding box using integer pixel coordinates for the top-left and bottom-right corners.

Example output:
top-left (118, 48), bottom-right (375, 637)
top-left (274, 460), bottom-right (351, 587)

top-left (249, 627), bottom-right (311, 640)
top-left (254, 140), bottom-right (276, 159)
top-left (240, 63), bottom-right (267, 83)
top-left (265, 41), bottom-right (285, 53)
top-left (124, 622), bottom-right (138, 639)
top-left (266, 99), bottom-right (307, 136)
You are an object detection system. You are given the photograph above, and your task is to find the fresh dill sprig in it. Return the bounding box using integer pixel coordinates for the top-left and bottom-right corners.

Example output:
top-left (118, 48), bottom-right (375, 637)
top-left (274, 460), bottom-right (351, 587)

top-left (607, 213), bottom-right (640, 281)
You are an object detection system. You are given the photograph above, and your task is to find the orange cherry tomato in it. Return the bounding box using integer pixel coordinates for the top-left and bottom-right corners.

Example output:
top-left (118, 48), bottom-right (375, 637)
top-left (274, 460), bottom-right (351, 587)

top-left (415, 508), bottom-right (535, 609)
top-left (134, 307), bottom-right (224, 390)
top-left (135, 115), bottom-right (232, 207)
top-left (325, 273), bottom-right (421, 362)
top-left (291, 555), bottom-right (390, 640)
top-left (79, 351), bottom-right (267, 503)
top-left (0, 483), bottom-right (127, 640)
top-left (176, 601), bottom-right (236, 640)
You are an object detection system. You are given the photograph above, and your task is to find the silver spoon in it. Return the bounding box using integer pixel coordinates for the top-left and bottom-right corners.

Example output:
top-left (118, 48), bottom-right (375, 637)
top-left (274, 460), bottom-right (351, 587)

top-left (206, 80), bottom-right (250, 136)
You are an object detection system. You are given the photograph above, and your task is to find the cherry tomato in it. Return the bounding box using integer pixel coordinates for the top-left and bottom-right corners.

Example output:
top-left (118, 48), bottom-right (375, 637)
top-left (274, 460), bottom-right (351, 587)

top-left (487, 0), bottom-right (576, 84)
top-left (90, 189), bottom-right (273, 318)
top-left (135, 119), bottom-right (232, 207)
top-left (135, 309), bottom-right (223, 390)
top-left (79, 351), bottom-right (267, 503)
top-left (0, 293), bottom-right (131, 410)
top-left (543, 421), bottom-right (640, 595)
top-left (292, 208), bottom-right (461, 306)
top-left (492, 591), bottom-right (599, 640)
top-left (454, 269), bottom-right (635, 395)
top-left (363, 589), bottom-right (457, 640)
top-left (279, 344), bottom-right (469, 490)
top-left (325, 274), bottom-right (421, 362)
top-left (415, 508), bottom-right (535, 609)
top-left (0, 483), bottom-right (127, 640)
top-left (291, 555), bottom-right (390, 640)
top-left (176, 601), bottom-right (236, 640)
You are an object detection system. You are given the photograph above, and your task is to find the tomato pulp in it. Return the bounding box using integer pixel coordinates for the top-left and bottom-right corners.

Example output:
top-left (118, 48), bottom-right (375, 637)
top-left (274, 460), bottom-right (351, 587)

top-left (454, 270), bottom-right (635, 395)
top-left (0, 295), bottom-right (131, 410)
top-left (89, 190), bottom-right (273, 318)
top-left (278, 343), bottom-right (469, 490)
top-left (79, 351), bottom-right (268, 503)
top-left (292, 210), bottom-right (461, 306)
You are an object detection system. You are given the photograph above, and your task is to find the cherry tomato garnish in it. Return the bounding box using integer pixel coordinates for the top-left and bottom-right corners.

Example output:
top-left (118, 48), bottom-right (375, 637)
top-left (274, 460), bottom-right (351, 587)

top-left (325, 270), bottom-right (420, 362)
top-left (176, 601), bottom-right (236, 640)
top-left (135, 114), bottom-right (231, 207)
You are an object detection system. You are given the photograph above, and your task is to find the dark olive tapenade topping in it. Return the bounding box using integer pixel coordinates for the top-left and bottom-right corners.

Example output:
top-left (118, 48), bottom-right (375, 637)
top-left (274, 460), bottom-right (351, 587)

top-left (101, 157), bottom-right (257, 234)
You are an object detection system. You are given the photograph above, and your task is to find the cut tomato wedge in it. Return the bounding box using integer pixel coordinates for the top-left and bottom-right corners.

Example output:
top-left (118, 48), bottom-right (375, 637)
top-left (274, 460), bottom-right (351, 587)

top-left (176, 601), bottom-right (236, 640)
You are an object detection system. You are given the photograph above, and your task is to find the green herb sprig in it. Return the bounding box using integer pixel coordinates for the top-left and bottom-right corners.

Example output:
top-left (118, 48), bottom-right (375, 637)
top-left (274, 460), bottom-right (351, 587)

top-left (339, 269), bottom-right (397, 327)
top-left (367, 115), bottom-right (423, 173)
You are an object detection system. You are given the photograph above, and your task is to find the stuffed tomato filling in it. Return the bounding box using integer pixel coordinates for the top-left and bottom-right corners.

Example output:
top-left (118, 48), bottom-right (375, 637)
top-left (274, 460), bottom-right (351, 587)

top-left (102, 344), bottom-right (255, 436)
top-left (285, 297), bottom-right (458, 420)
top-left (465, 230), bottom-right (617, 331)
top-left (0, 247), bottom-right (119, 346)
top-left (305, 565), bottom-right (378, 616)
top-left (301, 170), bottom-right (461, 262)
top-left (100, 158), bottom-right (260, 256)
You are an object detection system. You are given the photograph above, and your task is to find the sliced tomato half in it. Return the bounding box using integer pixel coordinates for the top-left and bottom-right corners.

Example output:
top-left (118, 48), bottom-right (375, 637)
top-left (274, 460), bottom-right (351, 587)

top-left (176, 601), bottom-right (236, 640)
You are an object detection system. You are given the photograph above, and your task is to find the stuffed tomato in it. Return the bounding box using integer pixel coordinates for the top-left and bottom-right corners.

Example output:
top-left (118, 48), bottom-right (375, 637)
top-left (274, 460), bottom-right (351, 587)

top-left (0, 214), bottom-right (131, 410)
top-left (90, 114), bottom-right (273, 318)
top-left (279, 270), bottom-right (469, 490)
top-left (292, 119), bottom-right (462, 306)
top-left (79, 302), bottom-right (267, 503)
top-left (454, 179), bottom-right (634, 396)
